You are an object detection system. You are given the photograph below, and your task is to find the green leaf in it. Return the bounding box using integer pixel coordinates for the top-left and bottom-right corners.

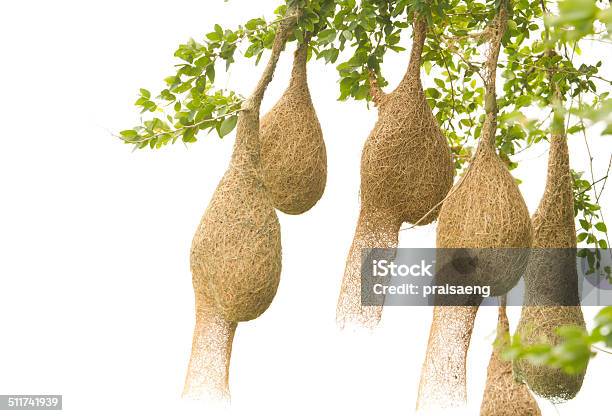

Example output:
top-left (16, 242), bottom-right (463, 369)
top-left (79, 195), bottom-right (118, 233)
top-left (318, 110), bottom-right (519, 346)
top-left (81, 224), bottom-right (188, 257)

top-left (318, 28), bottom-right (336, 45)
top-left (354, 84), bottom-right (368, 100)
top-left (434, 78), bottom-right (446, 89)
top-left (142, 100), bottom-right (156, 112)
top-left (219, 115), bottom-right (238, 138)
top-left (206, 32), bottom-right (222, 42)
top-left (595, 222), bottom-right (608, 232)
top-left (139, 88), bottom-right (151, 99)
top-left (515, 95), bottom-right (532, 108)
top-left (194, 56), bottom-right (211, 68)
top-left (245, 18), bottom-right (265, 30)
top-left (426, 88), bottom-right (441, 99)
top-left (206, 65), bottom-right (216, 82)
top-left (120, 130), bottom-right (138, 139)
top-left (182, 127), bottom-right (197, 143)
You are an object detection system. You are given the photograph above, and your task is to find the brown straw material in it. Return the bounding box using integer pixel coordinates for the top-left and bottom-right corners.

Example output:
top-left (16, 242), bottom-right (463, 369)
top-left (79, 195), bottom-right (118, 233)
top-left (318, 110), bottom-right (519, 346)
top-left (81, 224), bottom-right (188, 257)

top-left (417, 305), bottom-right (479, 409)
top-left (514, 76), bottom-right (588, 402)
top-left (184, 8), bottom-right (297, 399)
top-left (418, 1), bottom-right (533, 410)
top-left (337, 211), bottom-right (400, 328)
top-left (480, 299), bottom-right (541, 416)
top-left (336, 11), bottom-right (454, 328)
top-left (183, 301), bottom-right (237, 400)
top-left (260, 42), bottom-right (327, 215)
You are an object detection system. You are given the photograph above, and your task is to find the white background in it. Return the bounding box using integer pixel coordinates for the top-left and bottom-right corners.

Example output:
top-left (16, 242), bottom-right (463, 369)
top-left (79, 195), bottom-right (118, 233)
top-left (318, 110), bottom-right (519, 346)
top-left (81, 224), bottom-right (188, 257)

top-left (1, 1), bottom-right (611, 415)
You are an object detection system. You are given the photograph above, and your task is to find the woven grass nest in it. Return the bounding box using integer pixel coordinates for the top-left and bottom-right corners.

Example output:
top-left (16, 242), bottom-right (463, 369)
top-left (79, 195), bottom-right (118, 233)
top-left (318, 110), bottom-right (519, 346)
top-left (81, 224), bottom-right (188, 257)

top-left (418, 3), bottom-right (533, 409)
top-left (359, 15), bottom-right (453, 227)
top-left (260, 42), bottom-right (327, 215)
top-left (190, 54), bottom-right (287, 322)
top-left (435, 131), bottom-right (533, 296)
top-left (514, 305), bottom-right (586, 402)
top-left (514, 125), bottom-right (588, 402)
top-left (434, 14), bottom-right (532, 297)
top-left (184, 14), bottom-right (295, 399)
top-left (480, 302), bottom-right (541, 416)
top-left (190, 141), bottom-right (282, 322)
top-left (336, 13), bottom-right (454, 328)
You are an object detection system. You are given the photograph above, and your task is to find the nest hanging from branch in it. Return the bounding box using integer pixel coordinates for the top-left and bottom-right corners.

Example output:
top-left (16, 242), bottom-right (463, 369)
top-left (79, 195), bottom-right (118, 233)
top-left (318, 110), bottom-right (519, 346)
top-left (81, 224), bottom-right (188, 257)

top-left (184, 9), bottom-right (297, 399)
top-left (514, 77), bottom-right (589, 400)
top-left (260, 42), bottom-right (327, 215)
top-left (418, 1), bottom-right (533, 409)
top-left (336, 11), bottom-right (454, 328)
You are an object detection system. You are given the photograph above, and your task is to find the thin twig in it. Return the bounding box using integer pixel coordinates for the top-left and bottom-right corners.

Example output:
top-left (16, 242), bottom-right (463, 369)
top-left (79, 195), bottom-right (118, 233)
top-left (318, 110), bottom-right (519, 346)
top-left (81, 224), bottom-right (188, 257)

top-left (592, 345), bottom-right (612, 355)
top-left (432, 27), bottom-right (457, 119)
top-left (116, 107), bottom-right (243, 144)
top-left (578, 92), bottom-right (612, 253)
top-left (575, 174), bottom-right (610, 197)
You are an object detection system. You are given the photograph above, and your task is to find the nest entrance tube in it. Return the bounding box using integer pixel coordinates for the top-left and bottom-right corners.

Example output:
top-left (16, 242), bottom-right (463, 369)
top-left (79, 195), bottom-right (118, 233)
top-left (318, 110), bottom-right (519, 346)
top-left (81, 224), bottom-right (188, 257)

top-left (417, 0), bottom-right (533, 410)
top-left (182, 302), bottom-right (237, 400)
top-left (417, 305), bottom-right (479, 409)
top-left (336, 9), bottom-right (454, 328)
top-left (183, 7), bottom-right (297, 399)
top-left (336, 212), bottom-right (400, 328)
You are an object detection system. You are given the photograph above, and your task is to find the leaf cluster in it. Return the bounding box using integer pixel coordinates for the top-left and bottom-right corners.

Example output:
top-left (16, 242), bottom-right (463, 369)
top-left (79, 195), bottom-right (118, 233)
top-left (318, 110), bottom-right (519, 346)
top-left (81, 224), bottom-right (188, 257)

top-left (507, 305), bottom-right (612, 374)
